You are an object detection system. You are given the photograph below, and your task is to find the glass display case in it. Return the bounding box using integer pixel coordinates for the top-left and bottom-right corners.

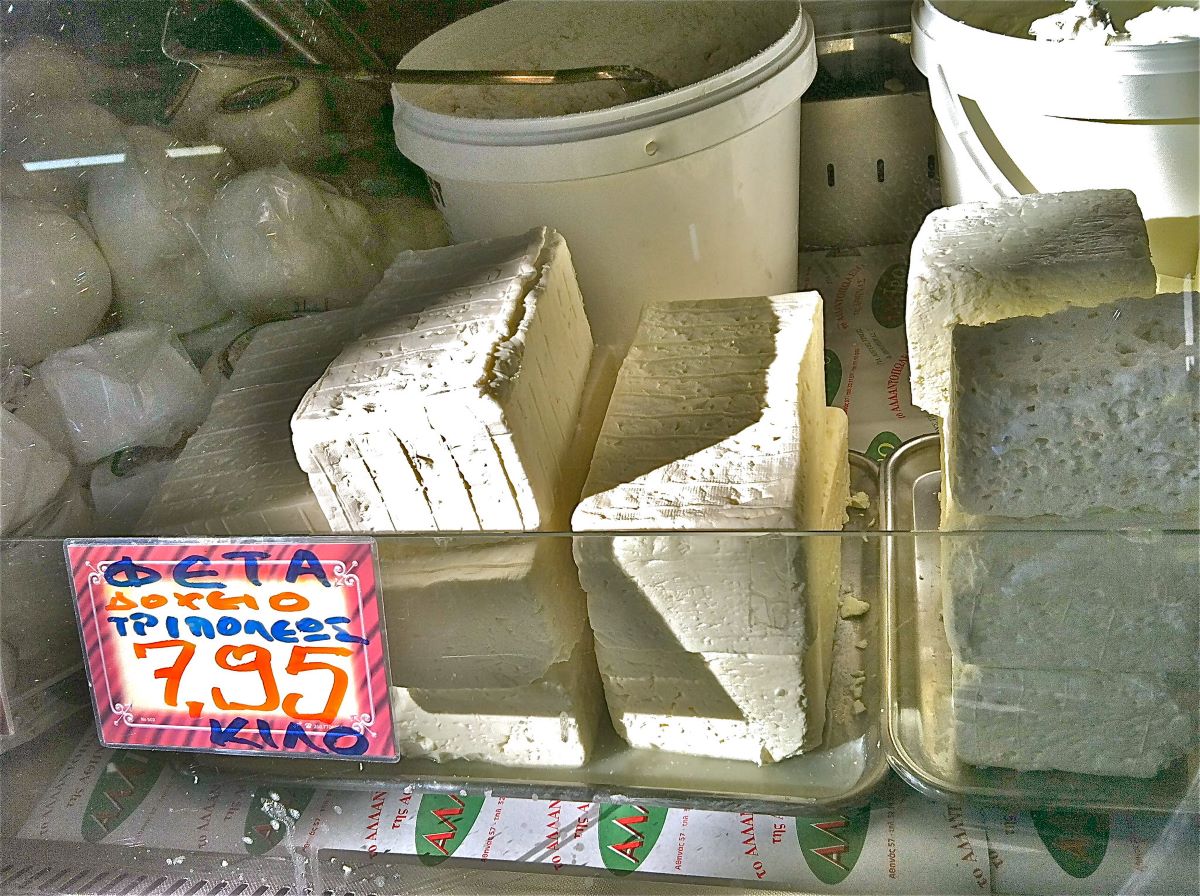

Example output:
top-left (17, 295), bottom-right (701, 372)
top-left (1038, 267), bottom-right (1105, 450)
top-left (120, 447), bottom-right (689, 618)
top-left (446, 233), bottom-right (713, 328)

top-left (1, 1), bottom-right (1196, 893)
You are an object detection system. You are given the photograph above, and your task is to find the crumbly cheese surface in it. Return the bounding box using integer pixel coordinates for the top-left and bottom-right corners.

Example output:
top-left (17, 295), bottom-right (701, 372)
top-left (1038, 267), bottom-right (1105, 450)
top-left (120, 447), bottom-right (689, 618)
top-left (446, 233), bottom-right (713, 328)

top-left (946, 292), bottom-right (1199, 518)
top-left (378, 536), bottom-right (589, 689)
top-left (391, 640), bottom-right (603, 767)
top-left (953, 662), bottom-right (1195, 778)
top-left (138, 311), bottom-right (359, 535)
top-left (942, 526), bottom-right (1199, 676)
top-left (1029, 0), bottom-right (1115, 43)
top-left (292, 227), bottom-right (593, 531)
top-left (906, 189), bottom-right (1156, 418)
top-left (573, 295), bottom-right (846, 763)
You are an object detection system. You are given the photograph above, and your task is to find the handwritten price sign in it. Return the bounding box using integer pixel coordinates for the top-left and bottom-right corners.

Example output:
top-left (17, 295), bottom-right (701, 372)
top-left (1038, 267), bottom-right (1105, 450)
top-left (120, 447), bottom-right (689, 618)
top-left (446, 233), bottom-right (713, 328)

top-left (67, 539), bottom-right (397, 761)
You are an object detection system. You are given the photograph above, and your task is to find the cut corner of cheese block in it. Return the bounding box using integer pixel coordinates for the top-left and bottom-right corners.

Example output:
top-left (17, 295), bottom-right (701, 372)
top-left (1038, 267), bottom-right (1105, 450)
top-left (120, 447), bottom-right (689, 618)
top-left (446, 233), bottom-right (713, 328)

top-left (594, 642), bottom-right (809, 764)
top-left (390, 638), bottom-right (603, 768)
top-left (292, 227), bottom-right (594, 533)
top-left (945, 291), bottom-right (1199, 519)
top-left (907, 188), bottom-right (1157, 417)
top-left (951, 662), bottom-right (1196, 778)
top-left (0, 408), bottom-right (71, 535)
top-left (378, 535), bottom-right (589, 689)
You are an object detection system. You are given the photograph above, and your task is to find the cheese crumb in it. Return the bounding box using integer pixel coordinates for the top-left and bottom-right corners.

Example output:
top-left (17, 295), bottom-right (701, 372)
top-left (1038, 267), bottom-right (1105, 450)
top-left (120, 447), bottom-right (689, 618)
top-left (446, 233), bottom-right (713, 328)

top-left (853, 700), bottom-right (867, 715)
top-left (855, 639), bottom-right (868, 649)
top-left (848, 491), bottom-right (870, 510)
top-left (839, 596), bottom-right (871, 619)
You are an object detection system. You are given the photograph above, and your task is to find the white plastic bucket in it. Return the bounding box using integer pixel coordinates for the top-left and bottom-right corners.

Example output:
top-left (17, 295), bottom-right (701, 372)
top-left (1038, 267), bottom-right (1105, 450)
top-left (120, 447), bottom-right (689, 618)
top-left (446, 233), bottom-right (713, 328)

top-left (392, 3), bottom-right (817, 347)
top-left (911, 0), bottom-right (1199, 281)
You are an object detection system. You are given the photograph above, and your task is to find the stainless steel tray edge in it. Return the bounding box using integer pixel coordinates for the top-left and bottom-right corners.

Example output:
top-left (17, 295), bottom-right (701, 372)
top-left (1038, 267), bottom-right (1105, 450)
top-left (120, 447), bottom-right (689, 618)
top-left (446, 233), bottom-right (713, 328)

top-left (880, 434), bottom-right (1200, 814)
top-left (879, 434), bottom-right (956, 805)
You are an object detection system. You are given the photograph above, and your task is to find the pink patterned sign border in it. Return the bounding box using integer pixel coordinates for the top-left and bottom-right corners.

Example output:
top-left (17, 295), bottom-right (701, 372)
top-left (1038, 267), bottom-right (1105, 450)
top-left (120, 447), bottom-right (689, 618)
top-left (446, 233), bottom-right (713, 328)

top-left (66, 538), bottom-right (397, 762)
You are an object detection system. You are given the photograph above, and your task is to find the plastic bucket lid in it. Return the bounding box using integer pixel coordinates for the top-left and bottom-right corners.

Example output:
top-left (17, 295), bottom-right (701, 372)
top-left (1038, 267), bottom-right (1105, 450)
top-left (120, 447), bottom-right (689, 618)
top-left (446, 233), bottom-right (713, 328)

top-left (393, 2), bottom-right (816, 183)
top-left (911, 0), bottom-right (1199, 120)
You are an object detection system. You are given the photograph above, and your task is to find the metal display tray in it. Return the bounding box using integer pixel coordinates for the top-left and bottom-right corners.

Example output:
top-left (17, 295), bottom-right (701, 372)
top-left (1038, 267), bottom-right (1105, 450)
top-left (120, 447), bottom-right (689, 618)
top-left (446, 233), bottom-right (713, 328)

top-left (188, 453), bottom-right (889, 815)
top-left (882, 434), bottom-right (1199, 814)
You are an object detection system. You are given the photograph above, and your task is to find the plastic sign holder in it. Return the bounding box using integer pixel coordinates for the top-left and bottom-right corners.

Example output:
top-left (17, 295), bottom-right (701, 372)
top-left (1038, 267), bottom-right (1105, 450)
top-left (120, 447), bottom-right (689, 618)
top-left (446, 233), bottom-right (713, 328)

top-left (66, 538), bottom-right (398, 762)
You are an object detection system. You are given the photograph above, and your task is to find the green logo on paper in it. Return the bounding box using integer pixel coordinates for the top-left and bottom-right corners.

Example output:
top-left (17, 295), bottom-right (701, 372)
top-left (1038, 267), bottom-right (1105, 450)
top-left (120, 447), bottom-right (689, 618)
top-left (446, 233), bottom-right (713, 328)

top-left (871, 262), bottom-right (907, 329)
top-left (599, 804), bottom-right (668, 875)
top-left (1031, 808), bottom-right (1109, 879)
top-left (416, 793), bottom-right (485, 865)
top-left (796, 804), bottom-right (870, 885)
top-left (243, 786), bottom-right (315, 856)
top-left (825, 349), bottom-right (843, 406)
top-left (866, 431), bottom-right (901, 461)
top-left (82, 751), bottom-right (167, 842)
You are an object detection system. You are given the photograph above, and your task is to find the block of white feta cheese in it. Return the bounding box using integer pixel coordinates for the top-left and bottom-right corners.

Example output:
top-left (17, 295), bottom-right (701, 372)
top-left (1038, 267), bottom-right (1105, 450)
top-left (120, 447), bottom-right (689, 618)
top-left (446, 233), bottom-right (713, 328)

top-left (582, 399), bottom-right (847, 648)
top-left (943, 528), bottom-right (1200, 675)
top-left (573, 294), bottom-right (843, 761)
top-left (944, 292), bottom-right (1200, 520)
top-left (391, 641), bottom-right (603, 767)
top-left (35, 325), bottom-right (211, 466)
top-left (585, 407), bottom-right (849, 762)
top-left (137, 311), bottom-right (358, 536)
top-left (906, 189), bottom-right (1157, 418)
top-left (292, 227), bottom-right (593, 532)
top-left (952, 662), bottom-right (1196, 778)
top-left (575, 296), bottom-right (833, 648)
top-left (0, 409), bottom-right (71, 535)
top-left (376, 536), bottom-right (589, 689)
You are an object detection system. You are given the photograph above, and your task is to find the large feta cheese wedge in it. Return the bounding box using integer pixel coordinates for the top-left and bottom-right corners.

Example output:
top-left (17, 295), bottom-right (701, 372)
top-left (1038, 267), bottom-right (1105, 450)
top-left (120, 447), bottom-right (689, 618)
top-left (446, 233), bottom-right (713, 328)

top-left (391, 640), bottom-right (603, 767)
top-left (945, 292), bottom-right (1199, 519)
top-left (377, 536), bottom-right (588, 689)
top-left (953, 663), bottom-right (1195, 778)
top-left (943, 528), bottom-right (1199, 675)
top-left (906, 189), bottom-right (1156, 418)
top-left (0, 409), bottom-right (71, 535)
top-left (584, 408), bottom-right (849, 762)
top-left (138, 311), bottom-right (358, 535)
top-left (292, 227), bottom-right (593, 531)
top-left (573, 295), bottom-right (843, 761)
top-left (574, 296), bottom-right (829, 646)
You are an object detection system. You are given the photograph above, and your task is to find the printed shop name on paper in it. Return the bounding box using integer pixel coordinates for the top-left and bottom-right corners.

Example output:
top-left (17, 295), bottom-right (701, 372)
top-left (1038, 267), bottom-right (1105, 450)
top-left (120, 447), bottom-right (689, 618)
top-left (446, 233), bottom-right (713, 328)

top-left (67, 539), bottom-right (397, 761)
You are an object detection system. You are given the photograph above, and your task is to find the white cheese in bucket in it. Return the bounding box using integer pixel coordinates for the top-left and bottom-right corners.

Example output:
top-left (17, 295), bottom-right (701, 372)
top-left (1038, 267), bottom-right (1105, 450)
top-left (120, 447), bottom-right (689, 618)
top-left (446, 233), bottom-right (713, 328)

top-left (391, 0), bottom-right (817, 347)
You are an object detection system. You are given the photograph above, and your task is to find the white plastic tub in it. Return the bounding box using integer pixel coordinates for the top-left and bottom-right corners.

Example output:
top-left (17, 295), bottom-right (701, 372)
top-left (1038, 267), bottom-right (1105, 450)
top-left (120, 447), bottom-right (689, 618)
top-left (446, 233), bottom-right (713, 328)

top-left (911, 0), bottom-right (1199, 281)
top-left (391, 1), bottom-right (817, 347)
